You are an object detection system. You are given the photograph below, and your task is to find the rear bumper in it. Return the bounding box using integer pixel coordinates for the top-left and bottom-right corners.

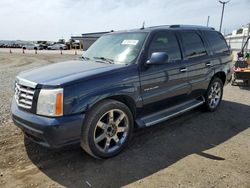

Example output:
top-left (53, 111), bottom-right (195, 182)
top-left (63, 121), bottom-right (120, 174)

top-left (11, 98), bottom-right (84, 148)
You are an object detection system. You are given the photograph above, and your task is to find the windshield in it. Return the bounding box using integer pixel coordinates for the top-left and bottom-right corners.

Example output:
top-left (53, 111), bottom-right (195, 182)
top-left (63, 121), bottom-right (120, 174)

top-left (83, 32), bottom-right (148, 64)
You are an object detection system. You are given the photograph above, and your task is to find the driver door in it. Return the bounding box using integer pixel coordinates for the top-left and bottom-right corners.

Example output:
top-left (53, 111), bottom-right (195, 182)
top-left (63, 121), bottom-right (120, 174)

top-left (139, 31), bottom-right (190, 113)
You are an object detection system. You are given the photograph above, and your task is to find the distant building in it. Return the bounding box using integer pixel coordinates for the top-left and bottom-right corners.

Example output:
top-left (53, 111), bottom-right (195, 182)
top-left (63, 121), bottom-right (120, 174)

top-left (225, 23), bottom-right (250, 51)
top-left (71, 31), bottom-right (111, 51)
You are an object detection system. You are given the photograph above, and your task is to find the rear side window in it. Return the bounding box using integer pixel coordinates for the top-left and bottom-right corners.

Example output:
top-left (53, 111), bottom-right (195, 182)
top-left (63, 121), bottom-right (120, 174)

top-left (205, 31), bottom-right (229, 54)
top-left (181, 32), bottom-right (207, 59)
top-left (148, 32), bottom-right (181, 62)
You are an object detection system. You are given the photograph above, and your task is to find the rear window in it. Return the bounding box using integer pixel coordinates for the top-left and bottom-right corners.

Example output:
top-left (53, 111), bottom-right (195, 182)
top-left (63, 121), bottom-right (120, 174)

top-left (205, 31), bottom-right (229, 54)
top-left (180, 32), bottom-right (207, 59)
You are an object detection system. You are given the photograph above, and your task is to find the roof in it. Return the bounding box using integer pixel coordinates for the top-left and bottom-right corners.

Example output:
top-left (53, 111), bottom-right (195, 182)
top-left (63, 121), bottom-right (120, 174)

top-left (71, 25), bottom-right (216, 40)
top-left (71, 31), bottom-right (112, 40)
top-left (148, 24), bottom-right (215, 30)
top-left (71, 36), bottom-right (84, 40)
top-left (106, 24), bottom-right (216, 35)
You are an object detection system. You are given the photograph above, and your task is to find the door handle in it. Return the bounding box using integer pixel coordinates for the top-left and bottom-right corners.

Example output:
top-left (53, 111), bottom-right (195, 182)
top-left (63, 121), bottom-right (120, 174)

top-left (206, 62), bottom-right (212, 67)
top-left (180, 68), bottom-right (188, 72)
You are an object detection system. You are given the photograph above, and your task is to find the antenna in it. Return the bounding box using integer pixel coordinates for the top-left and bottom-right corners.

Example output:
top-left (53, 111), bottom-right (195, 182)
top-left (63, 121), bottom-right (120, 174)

top-left (141, 21), bottom-right (145, 29)
top-left (206, 16), bottom-right (210, 27)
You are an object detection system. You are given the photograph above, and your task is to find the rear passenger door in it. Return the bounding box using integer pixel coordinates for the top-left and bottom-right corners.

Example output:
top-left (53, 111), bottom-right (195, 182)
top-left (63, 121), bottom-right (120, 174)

top-left (179, 31), bottom-right (212, 99)
top-left (204, 30), bottom-right (231, 73)
top-left (139, 31), bottom-right (190, 112)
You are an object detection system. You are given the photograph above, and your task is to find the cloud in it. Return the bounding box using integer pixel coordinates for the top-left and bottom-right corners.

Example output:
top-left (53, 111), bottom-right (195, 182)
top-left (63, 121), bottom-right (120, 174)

top-left (0, 0), bottom-right (249, 41)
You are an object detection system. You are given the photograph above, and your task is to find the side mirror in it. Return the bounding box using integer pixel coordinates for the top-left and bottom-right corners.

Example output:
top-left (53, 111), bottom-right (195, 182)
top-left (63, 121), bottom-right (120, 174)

top-left (147, 52), bottom-right (168, 65)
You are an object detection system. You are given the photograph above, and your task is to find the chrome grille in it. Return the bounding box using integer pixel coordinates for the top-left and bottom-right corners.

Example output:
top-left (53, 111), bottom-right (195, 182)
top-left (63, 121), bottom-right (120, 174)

top-left (15, 82), bottom-right (35, 109)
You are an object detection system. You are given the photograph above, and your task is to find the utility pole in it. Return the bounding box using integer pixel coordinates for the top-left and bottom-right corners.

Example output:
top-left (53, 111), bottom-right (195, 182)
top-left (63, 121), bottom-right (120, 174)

top-left (206, 16), bottom-right (210, 27)
top-left (219, 0), bottom-right (230, 32)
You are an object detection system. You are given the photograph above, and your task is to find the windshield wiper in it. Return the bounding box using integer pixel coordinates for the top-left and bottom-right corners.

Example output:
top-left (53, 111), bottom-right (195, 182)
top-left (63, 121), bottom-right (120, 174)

top-left (81, 56), bottom-right (90, 60)
top-left (93, 57), bottom-right (114, 64)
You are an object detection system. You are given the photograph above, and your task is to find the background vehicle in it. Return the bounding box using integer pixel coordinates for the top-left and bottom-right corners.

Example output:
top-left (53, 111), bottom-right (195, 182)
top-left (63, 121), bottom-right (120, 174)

top-left (11, 25), bottom-right (232, 159)
top-left (231, 36), bottom-right (250, 86)
top-left (22, 43), bottom-right (41, 50)
top-left (38, 44), bottom-right (48, 50)
top-left (47, 43), bottom-right (67, 50)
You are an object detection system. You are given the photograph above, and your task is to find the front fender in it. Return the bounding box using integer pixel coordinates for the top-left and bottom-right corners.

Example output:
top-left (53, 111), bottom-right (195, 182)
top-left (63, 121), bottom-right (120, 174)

top-left (63, 64), bottom-right (141, 115)
top-left (73, 85), bottom-right (141, 114)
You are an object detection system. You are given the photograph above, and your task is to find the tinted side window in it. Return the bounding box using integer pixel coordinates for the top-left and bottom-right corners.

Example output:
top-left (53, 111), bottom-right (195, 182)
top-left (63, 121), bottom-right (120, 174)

top-left (148, 32), bottom-right (181, 62)
top-left (205, 31), bottom-right (229, 54)
top-left (181, 32), bottom-right (207, 59)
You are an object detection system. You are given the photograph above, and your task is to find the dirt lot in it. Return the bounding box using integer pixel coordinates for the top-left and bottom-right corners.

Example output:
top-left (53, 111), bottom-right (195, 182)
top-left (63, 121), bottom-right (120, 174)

top-left (0, 51), bottom-right (249, 188)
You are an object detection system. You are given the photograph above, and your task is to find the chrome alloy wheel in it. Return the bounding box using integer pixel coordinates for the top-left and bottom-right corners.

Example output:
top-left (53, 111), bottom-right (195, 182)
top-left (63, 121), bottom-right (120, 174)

top-left (208, 81), bottom-right (222, 109)
top-left (93, 109), bottom-right (129, 154)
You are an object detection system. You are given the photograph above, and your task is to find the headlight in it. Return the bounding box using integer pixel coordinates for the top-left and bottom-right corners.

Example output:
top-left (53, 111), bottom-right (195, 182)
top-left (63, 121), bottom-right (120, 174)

top-left (37, 88), bottom-right (63, 117)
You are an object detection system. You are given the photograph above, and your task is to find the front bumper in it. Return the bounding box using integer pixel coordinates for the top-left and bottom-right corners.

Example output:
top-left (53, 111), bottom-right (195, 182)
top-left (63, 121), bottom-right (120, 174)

top-left (11, 98), bottom-right (84, 148)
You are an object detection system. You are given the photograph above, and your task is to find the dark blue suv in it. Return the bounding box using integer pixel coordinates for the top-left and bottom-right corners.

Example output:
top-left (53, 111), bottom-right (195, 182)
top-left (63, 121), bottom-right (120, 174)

top-left (11, 25), bottom-right (233, 158)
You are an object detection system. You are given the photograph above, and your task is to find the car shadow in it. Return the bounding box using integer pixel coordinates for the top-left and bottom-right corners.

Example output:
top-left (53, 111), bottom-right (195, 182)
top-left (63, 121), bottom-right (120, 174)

top-left (25, 100), bottom-right (250, 188)
top-left (239, 85), bottom-right (250, 90)
top-left (232, 81), bottom-right (250, 89)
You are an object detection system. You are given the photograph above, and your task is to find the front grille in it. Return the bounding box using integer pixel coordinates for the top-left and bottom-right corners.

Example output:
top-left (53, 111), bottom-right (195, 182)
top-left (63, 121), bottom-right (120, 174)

top-left (15, 82), bottom-right (36, 109)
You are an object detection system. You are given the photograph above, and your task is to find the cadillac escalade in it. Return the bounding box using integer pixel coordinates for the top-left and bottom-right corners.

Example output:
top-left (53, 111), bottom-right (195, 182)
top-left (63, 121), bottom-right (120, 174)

top-left (11, 25), bottom-right (233, 158)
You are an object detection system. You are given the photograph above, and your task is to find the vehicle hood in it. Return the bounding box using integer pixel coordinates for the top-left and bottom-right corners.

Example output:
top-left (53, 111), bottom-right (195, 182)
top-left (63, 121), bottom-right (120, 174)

top-left (18, 60), bottom-right (124, 87)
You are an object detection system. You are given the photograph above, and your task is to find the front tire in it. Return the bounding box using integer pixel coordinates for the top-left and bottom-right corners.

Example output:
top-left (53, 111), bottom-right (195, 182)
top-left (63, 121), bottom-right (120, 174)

top-left (204, 77), bottom-right (223, 112)
top-left (81, 99), bottom-right (134, 159)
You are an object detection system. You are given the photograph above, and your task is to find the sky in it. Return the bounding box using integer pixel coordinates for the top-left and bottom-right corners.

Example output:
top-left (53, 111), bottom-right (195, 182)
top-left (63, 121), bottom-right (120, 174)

top-left (0, 0), bottom-right (249, 41)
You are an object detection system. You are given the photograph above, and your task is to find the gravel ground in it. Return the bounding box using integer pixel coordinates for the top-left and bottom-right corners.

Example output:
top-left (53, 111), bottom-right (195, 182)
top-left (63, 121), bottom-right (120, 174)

top-left (0, 51), bottom-right (249, 188)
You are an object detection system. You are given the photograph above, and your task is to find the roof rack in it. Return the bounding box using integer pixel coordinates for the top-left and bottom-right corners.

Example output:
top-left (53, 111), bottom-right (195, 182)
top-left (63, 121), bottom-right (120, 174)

top-left (169, 24), bottom-right (215, 30)
top-left (148, 25), bottom-right (170, 29)
top-left (148, 24), bottom-right (215, 30)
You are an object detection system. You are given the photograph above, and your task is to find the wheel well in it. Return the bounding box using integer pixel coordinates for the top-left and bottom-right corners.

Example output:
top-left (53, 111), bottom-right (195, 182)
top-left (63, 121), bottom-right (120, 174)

top-left (87, 96), bottom-right (136, 118)
top-left (213, 72), bottom-right (226, 85)
top-left (107, 95), bottom-right (136, 118)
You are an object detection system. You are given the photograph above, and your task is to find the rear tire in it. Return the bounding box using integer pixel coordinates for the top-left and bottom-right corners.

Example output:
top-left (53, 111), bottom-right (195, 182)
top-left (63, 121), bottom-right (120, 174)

top-left (203, 77), bottom-right (223, 112)
top-left (81, 99), bottom-right (134, 159)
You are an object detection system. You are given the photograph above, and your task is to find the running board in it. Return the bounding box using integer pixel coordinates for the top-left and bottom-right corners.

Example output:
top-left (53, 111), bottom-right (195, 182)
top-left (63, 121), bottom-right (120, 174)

top-left (136, 98), bottom-right (205, 128)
